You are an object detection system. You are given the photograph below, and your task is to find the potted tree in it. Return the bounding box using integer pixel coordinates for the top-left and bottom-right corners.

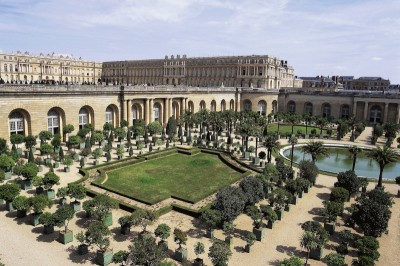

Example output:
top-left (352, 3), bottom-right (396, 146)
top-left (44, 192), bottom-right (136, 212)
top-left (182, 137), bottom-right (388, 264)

top-left (54, 205), bottom-right (75, 244)
top-left (40, 143), bottom-right (53, 165)
top-left (301, 221), bottom-right (329, 260)
top-left (67, 183), bottom-right (87, 212)
top-left (174, 228), bottom-right (188, 262)
top-left (63, 124), bottom-right (75, 142)
top-left (42, 171), bottom-right (60, 199)
top-left (193, 241), bottom-right (205, 266)
top-left (0, 183), bottom-right (21, 211)
top-left (268, 188), bottom-right (290, 220)
top-left (154, 223), bottom-right (171, 251)
top-left (12, 195), bottom-right (30, 218)
top-left (322, 200), bottom-right (344, 234)
top-left (0, 154), bottom-right (15, 180)
top-left (134, 209), bottom-right (158, 234)
top-left (39, 212), bottom-right (56, 234)
top-left (116, 147), bottom-right (124, 160)
top-left (244, 232), bottom-right (256, 253)
top-left (83, 194), bottom-right (118, 226)
top-left (28, 194), bottom-right (53, 226)
top-left (75, 231), bottom-right (90, 255)
top-left (24, 135), bottom-right (37, 154)
top-left (118, 214), bottom-right (134, 235)
top-left (260, 204), bottom-right (278, 229)
top-left (10, 134), bottom-right (25, 155)
top-left (208, 240), bottom-right (232, 266)
top-left (51, 135), bottom-right (62, 154)
top-left (200, 208), bottom-right (221, 239)
top-left (19, 162), bottom-right (39, 190)
top-left (56, 186), bottom-right (68, 205)
top-left (39, 130), bottom-right (53, 145)
top-left (92, 148), bottom-right (102, 165)
top-left (61, 155), bottom-right (73, 172)
top-left (246, 205), bottom-right (265, 241)
top-left (87, 220), bottom-right (113, 265)
top-left (32, 175), bottom-right (45, 195)
top-left (112, 250), bottom-right (129, 266)
top-left (222, 221), bottom-right (235, 246)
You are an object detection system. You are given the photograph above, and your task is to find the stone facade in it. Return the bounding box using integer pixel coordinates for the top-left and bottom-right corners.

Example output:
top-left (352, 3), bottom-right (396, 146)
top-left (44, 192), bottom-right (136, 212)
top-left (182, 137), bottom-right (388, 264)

top-left (102, 55), bottom-right (303, 89)
top-left (0, 51), bottom-right (102, 84)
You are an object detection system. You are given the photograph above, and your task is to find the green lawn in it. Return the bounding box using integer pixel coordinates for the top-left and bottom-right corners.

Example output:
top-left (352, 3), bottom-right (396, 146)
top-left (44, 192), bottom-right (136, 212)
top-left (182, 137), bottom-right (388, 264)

top-left (99, 152), bottom-right (244, 204)
top-left (267, 124), bottom-right (331, 135)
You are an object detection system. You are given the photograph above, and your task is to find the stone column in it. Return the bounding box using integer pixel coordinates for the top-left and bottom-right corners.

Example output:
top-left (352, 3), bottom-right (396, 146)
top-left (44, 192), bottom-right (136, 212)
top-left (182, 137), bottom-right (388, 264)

top-left (145, 98), bottom-right (150, 125)
top-left (169, 98), bottom-right (173, 118)
top-left (235, 91), bottom-right (241, 112)
top-left (397, 104), bottom-right (400, 124)
top-left (149, 98), bottom-right (154, 122)
top-left (164, 98), bottom-right (169, 124)
top-left (383, 103), bottom-right (389, 123)
top-left (363, 101), bottom-right (369, 121)
top-left (353, 101), bottom-right (357, 116)
top-left (180, 98), bottom-right (184, 117)
top-left (126, 100), bottom-right (131, 126)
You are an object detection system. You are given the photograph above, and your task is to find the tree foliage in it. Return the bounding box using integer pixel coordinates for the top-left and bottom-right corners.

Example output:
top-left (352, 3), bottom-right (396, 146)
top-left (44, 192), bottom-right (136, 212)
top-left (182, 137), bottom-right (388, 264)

top-left (214, 186), bottom-right (246, 222)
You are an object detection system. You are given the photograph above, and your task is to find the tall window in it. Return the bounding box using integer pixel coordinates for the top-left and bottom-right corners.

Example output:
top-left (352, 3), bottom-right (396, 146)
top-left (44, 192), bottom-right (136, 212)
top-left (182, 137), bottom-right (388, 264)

top-left (211, 101), bottom-right (216, 112)
top-left (48, 109), bottom-right (60, 135)
top-left (200, 101), bottom-right (206, 110)
top-left (304, 102), bottom-right (313, 115)
top-left (288, 101), bottom-right (296, 113)
top-left (244, 100), bottom-right (252, 111)
top-left (153, 103), bottom-right (160, 121)
top-left (369, 106), bottom-right (382, 123)
top-left (79, 108), bottom-right (89, 129)
top-left (322, 103), bottom-right (331, 118)
top-left (9, 111), bottom-right (24, 135)
top-left (258, 101), bottom-right (267, 116)
top-left (341, 105), bottom-right (350, 119)
top-left (105, 107), bottom-right (113, 125)
top-left (132, 105), bottom-right (138, 124)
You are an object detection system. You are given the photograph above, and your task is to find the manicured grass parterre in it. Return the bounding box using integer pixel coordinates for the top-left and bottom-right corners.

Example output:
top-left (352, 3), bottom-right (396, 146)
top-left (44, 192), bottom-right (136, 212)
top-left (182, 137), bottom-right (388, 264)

top-left (96, 152), bottom-right (244, 204)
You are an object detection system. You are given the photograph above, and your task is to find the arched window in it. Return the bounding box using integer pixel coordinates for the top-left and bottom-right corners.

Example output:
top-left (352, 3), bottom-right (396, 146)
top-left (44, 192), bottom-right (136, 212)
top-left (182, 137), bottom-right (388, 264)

top-left (221, 100), bottom-right (226, 111)
top-left (200, 101), bottom-right (206, 110)
top-left (105, 107), bottom-right (113, 125)
top-left (188, 101), bottom-right (194, 113)
top-left (9, 111), bottom-right (24, 135)
top-left (243, 100), bottom-right (252, 111)
top-left (229, 99), bottom-right (235, 110)
top-left (210, 100), bottom-right (216, 112)
top-left (369, 105), bottom-right (382, 123)
top-left (258, 100), bottom-right (267, 116)
top-left (272, 100), bottom-right (278, 114)
top-left (48, 109), bottom-right (60, 135)
top-left (322, 103), bottom-right (331, 118)
top-left (340, 105), bottom-right (350, 119)
top-left (132, 105), bottom-right (138, 124)
top-left (79, 108), bottom-right (89, 129)
top-left (304, 102), bottom-right (313, 115)
top-left (172, 102), bottom-right (180, 119)
top-left (153, 103), bottom-right (161, 121)
top-left (287, 101), bottom-right (296, 113)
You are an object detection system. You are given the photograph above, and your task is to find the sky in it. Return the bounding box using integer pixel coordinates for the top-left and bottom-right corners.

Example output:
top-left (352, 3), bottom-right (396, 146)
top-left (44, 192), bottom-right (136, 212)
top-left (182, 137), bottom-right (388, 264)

top-left (1, 0), bottom-right (399, 83)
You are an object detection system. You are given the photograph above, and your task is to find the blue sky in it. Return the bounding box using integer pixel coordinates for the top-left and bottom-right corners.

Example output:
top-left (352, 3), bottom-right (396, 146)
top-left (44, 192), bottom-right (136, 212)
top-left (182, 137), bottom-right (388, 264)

top-left (1, 0), bottom-right (399, 83)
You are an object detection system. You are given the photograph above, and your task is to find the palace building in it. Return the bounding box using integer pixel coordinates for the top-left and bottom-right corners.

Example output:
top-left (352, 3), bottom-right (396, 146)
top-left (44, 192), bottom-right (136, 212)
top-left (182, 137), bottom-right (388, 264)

top-left (0, 53), bottom-right (399, 142)
top-left (0, 51), bottom-right (102, 84)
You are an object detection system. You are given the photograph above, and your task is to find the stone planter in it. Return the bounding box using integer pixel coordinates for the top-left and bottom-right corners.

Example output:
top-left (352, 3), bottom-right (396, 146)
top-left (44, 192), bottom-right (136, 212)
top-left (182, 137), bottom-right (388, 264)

top-left (193, 258), bottom-right (204, 266)
top-left (244, 244), bottom-right (252, 253)
top-left (310, 246), bottom-right (324, 260)
top-left (252, 227), bottom-right (266, 241)
top-left (43, 224), bottom-right (54, 234)
top-left (72, 201), bottom-right (81, 212)
top-left (174, 248), bottom-right (188, 262)
top-left (4, 171), bottom-right (12, 180)
top-left (78, 244), bottom-right (89, 255)
top-left (284, 204), bottom-right (291, 212)
top-left (31, 213), bottom-right (42, 226)
top-left (17, 209), bottom-right (27, 218)
top-left (158, 240), bottom-right (168, 252)
top-left (58, 230), bottom-right (74, 244)
top-left (93, 159), bottom-right (100, 166)
top-left (46, 189), bottom-right (56, 200)
top-left (120, 224), bottom-right (131, 235)
top-left (324, 221), bottom-right (336, 235)
top-left (96, 249), bottom-right (113, 266)
top-left (267, 220), bottom-right (274, 229)
top-left (252, 157), bottom-right (260, 165)
top-left (103, 213), bottom-right (113, 227)
top-left (64, 166), bottom-right (70, 173)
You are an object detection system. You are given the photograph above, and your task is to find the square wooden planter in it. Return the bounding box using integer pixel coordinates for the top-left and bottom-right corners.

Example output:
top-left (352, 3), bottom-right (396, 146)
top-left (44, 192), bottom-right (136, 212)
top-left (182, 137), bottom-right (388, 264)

top-left (253, 227), bottom-right (266, 241)
top-left (310, 246), bottom-right (324, 260)
top-left (72, 201), bottom-right (81, 212)
top-left (78, 244), bottom-right (89, 255)
top-left (96, 250), bottom-right (113, 266)
top-left (58, 230), bottom-right (74, 244)
top-left (276, 209), bottom-right (284, 220)
top-left (46, 190), bottom-right (56, 200)
top-left (43, 224), bottom-right (54, 234)
top-left (205, 229), bottom-right (214, 239)
top-left (174, 248), bottom-right (188, 262)
top-left (5, 200), bottom-right (14, 211)
top-left (31, 213), bottom-right (42, 226)
top-left (103, 213), bottom-right (113, 227)
top-left (324, 221), bottom-right (336, 235)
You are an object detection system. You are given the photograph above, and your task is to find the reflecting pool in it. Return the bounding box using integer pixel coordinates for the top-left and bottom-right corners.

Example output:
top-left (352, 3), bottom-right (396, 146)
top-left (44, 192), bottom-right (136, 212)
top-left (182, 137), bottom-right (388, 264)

top-left (282, 146), bottom-right (400, 180)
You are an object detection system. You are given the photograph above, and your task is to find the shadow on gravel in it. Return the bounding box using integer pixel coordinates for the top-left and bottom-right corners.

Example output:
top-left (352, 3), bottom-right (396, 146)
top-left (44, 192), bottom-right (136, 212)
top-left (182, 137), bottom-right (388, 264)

top-left (276, 245), bottom-right (303, 257)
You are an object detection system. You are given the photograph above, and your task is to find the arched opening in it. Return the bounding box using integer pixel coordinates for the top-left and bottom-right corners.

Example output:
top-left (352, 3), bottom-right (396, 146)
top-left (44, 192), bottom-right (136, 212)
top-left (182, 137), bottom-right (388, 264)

top-left (105, 107), bottom-right (114, 126)
top-left (272, 100), bottom-right (278, 113)
top-left (131, 104), bottom-right (142, 125)
top-left (258, 100), bottom-right (267, 116)
top-left (210, 100), bottom-right (216, 112)
top-left (340, 104), bottom-right (350, 119)
top-left (304, 102), bottom-right (313, 115)
top-left (322, 103), bottom-right (331, 118)
top-left (287, 101), bottom-right (296, 113)
top-left (153, 102), bottom-right (162, 122)
top-left (47, 108), bottom-right (62, 135)
top-left (9, 110), bottom-right (28, 136)
top-left (200, 100), bottom-right (206, 110)
top-left (243, 100), bottom-right (252, 111)
top-left (188, 101), bottom-right (194, 113)
top-left (79, 107), bottom-right (91, 130)
top-left (369, 105), bottom-right (382, 123)
top-left (221, 100), bottom-right (226, 111)
top-left (172, 101), bottom-right (180, 119)
top-left (229, 99), bottom-right (235, 110)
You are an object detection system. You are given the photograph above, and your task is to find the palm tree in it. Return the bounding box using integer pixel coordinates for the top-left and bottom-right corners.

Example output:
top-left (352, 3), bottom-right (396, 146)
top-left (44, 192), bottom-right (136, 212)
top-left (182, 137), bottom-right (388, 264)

top-left (289, 136), bottom-right (298, 168)
top-left (264, 135), bottom-right (280, 163)
top-left (348, 145), bottom-right (362, 171)
top-left (286, 113), bottom-right (301, 135)
top-left (301, 141), bottom-right (329, 163)
top-left (300, 231), bottom-right (318, 266)
top-left (315, 116), bottom-right (328, 135)
top-left (366, 146), bottom-right (400, 187)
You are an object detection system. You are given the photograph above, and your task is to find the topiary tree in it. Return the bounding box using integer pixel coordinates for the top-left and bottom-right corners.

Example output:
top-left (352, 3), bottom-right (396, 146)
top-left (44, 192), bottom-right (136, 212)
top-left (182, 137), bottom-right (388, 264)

top-left (324, 253), bottom-right (346, 266)
top-left (10, 134), bottom-right (25, 149)
top-left (322, 201), bottom-right (344, 223)
top-left (39, 130), bottom-right (53, 144)
top-left (354, 236), bottom-right (380, 262)
top-left (268, 188), bottom-right (292, 211)
top-left (56, 187), bottom-right (68, 204)
top-left (92, 132), bottom-right (105, 147)
top-left (147, 121), bottom-right (163, 136)
top-left (67, 135), bottom-right (81, 151)
top-left (24, 135), bottom-right (37, 150)
top-left (42, 171), bottom-right (60, 191)
top-left (278, 256), bottom-right (303, 266)
top-left (0, 138), bottom-right (8, 154)
top-left (194, 241), bottom-right (205, 263)
top-left (114, 127), bottom-right (126, 143)
top-left (260, 204), bottom-right (278, 226)
top-left (299, 160), bottom-right (319, 184)
top-left (246, 205), bottom-right (263, 229)
top-left (154, 223), bottom-right (171, 244)
top-left (12, 195), bottom-right (30, 216)
top-left (334, 170), bottom-right (361, 196)
top-left (174, 228), bottom-right (188, 250)
top-left (112, 250), bottom-right (129, 266)
top-left (67, 183), bottom-right (87, 204)
top-left (128, 233), bottom-right (165, 266)
top-left (83, 194), bottom-right (118, 223)
top-left (0, 154), bottom-right (15, 173)
top-left (214, 186), bottom-right (246, 222)
top-left (20, 162), bottom-right (39, 187)
top-left (330, 187), bottom-right (350, 203)
top-left (166, 116), bottom-right (177, 137)
top-left (28, 194), bottom-right (53, 214)
top-left (85, 220), bottom-right (112, 252)
top-left (208, 240), bottom-right (232, 266)
top-left (239, 176), bottom-right (265, 206)
top-left (53, 205), bottom-right (75, 233)
top-left (63, 124), bottom-right (75, 139)
top-left (200, 208), bottom-right (221, 237)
